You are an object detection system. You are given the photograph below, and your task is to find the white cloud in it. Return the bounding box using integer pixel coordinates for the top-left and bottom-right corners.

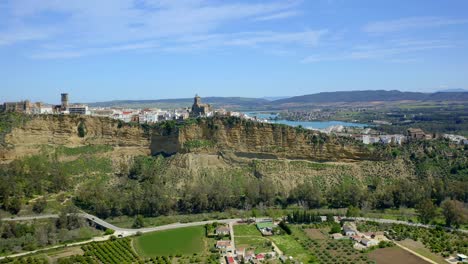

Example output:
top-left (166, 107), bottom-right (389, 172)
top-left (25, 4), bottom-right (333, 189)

top-left (254, 11), bottom-right (300, 21)
top-left (30, 41), bottom-right (161, 59)
top-left (301, 39), bottom-right (453, 63)
top-left (0, 0), bottom-right (311, 57)
top-left (363, 16), bottom-right (468, 33)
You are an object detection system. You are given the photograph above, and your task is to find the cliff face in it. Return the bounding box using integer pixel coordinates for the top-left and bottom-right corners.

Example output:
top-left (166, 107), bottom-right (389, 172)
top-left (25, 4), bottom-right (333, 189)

top-left (0, 115), bottom-right (150, 161)
top-left (151, 118), bottom-right (379, 162)
top-left (1, 115), bottom-right (378, 163)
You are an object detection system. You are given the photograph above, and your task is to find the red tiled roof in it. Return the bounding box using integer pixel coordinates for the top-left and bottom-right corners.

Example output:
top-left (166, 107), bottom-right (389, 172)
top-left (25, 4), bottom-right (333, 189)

top-left (226, 256), bottom-right (235, 264)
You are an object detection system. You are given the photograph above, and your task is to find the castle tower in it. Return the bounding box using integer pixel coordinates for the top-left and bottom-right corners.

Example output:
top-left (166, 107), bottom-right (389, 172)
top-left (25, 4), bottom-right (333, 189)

top-left (61, 93), bottom-right (69, 109)
top-left (194, 94), bottom-right (201, 106)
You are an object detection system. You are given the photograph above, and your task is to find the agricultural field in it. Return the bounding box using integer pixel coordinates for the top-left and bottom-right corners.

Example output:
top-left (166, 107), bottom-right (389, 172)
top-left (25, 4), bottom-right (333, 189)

top-left (234, 224), bottom-right (273, 254)
top-left (133, 226), bottom-right (206, 257)
top-left (0, 257), bottom-right (48, 264)
top-left (368, 247), bottom-right (428, 264)
top-left (398, 239), bottom-right (447, 264)
top-left (304, 228), bottom-right (328, 240)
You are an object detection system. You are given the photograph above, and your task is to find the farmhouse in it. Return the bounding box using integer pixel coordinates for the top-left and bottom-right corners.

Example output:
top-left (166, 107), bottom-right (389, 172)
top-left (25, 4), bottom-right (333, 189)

top-left (343, 223), bottom-right (358, 236)
top-left (360, 238), bottom-right (379, 247)
top-left (215, 225), bottom-right (230, 236)
top-left (216, 240), bottom-right (233, 253)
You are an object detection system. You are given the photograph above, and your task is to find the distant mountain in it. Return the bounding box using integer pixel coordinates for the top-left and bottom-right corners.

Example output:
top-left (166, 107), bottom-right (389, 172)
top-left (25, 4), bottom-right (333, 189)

top-left (89, 90), bottom-right (468, 110)
top-left (272, 90), bottom-right (468, 104)
top-left (261, 96), bottom-right (291, 101)
top-left (437, 88), bottom-right (468, 93)
top-left (90, 97), bottom-right (269, 110)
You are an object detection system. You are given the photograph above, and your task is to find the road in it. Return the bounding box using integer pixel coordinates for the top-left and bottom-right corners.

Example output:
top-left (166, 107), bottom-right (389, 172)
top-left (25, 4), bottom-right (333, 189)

top-left (2, 213), bottom-right (242, 237)
top-left (0, 214), bottom-right (242, 260)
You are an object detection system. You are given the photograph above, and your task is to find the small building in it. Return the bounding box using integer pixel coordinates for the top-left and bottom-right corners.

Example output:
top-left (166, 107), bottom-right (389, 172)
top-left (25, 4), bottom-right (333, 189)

top-left (216, 240), bottom-right (232, 249)
top-left (68, 104), bottom-right (90, 115)
top-left (244, 251), bottom-right (255, 262)
top-left (256, 221), bottom-right (275, 236)
top-left (407, 128), bottom-right (427, 140)
top-left (256, 254), bottom-right (265, 262)
top-left (236, 247), bottom-right (246, 259)
top-left (225, 256), bottom-right (237, 264)
top-left (215, 225), bottom-right (230, 236)
top-left (360, 238), bottom-right (379, 247)
top-left (331, 233), bottom-right (345, 240)
top-left (457, 254), bottom-right (467, 262)
top-left (343, 223), bottom-right (357, 236)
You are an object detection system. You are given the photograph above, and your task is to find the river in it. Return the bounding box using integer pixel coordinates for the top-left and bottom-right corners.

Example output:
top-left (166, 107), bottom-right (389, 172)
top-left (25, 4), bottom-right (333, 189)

top-left (243, 112), bottom-right (367, 130)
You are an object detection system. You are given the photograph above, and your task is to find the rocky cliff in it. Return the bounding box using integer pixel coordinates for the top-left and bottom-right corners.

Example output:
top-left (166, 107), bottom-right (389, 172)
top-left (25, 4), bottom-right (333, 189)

top-left (0, 115), bottom-right (150, 161)
top-left (151, 117), bottom-right (380, 162)
top-left (1, 115), bottom-right (379, 163)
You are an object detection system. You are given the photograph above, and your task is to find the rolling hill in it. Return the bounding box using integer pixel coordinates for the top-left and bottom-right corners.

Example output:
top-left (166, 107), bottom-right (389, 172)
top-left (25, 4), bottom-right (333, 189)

top-left (272, 90), bottom-right (468, 104)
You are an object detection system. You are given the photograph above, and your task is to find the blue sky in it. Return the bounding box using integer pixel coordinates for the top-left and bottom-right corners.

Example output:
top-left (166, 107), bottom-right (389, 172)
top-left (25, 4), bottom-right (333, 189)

top-left (1, 0), bottom-right (468, 103)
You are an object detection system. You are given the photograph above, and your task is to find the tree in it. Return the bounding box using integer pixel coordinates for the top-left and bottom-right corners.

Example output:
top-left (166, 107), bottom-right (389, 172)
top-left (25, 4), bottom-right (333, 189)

top-left (7, 196), bottom-right (22, 215)
top-left (441, 199), bottom-right (467, 227)
top-left (416, 199), bottom-right (437, 224)
top-left (32, 197), bottom-right (47, 214)
top-left (77, 121), bottom-right (86, 138)
top-left (346, 205), bottom-right (360, 217)
top-left (329, 223), bottom-right (341, 234)
top-left (132, 215), bottom-right (145, 228)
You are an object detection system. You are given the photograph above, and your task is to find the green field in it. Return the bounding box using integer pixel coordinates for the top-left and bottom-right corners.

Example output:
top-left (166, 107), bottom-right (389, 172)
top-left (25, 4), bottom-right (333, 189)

top-left (133, 226), bottom-right (205, 257)
top-left (233, 224), bottom-right (261, 236)
top-left (235, 236), bottom-right (272, 254)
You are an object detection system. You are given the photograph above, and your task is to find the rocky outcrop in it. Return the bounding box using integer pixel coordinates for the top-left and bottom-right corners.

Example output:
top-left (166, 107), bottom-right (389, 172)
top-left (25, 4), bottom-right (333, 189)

top-left (0, 115), bottom-right (150, 161)
top-left (151, 117), bottom-right (380, 162)
top-left (1, 115), bottom-right (379, 163)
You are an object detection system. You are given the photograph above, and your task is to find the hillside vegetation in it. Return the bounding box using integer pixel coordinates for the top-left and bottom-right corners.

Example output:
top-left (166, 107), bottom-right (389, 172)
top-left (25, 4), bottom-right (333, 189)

top-left (0, 113), bottom-right (466, 228)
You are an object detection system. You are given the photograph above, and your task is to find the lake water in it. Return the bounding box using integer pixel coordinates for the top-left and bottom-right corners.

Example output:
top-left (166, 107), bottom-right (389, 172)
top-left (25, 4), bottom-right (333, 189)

top-left (243, 112), bottom-right (367, 130)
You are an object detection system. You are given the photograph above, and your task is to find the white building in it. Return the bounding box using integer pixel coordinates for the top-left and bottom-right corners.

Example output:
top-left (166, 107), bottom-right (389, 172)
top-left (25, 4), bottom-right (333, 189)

top-left (360, 238), bottom-right (379, 247)
top-left (67, 105), bottom-right (90, 115)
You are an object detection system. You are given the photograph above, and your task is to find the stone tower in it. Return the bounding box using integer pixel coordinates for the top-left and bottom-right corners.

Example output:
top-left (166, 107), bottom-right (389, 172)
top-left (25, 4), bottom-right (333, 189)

top-left (194, 94), bottom-right (201, 106)
top-left (61, 93), bottom-right (69, 110)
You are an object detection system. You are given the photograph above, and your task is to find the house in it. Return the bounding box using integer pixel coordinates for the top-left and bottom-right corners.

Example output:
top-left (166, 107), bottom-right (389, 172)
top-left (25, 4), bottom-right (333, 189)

top-left (226, 256), bottom-right (237, 264)
top-left (215, 225), bottom-right (230, 236)
top-left (216, 240), bottom-right (232, 253)
top-left (256, 221), bottom-right (275, 236)
top-left (351, 235), bottom-right (362, 242)
top-left (343, 223), bottom-right (357, 236)
top-left (244, 251), bottom-right (256, 262)
top-left (408, 128), bottom-right (427, 140)
top-left (236, 247), bottom-right (246, 259)
top-left (360, 238), bottom-right (379, 247)
top-left (256, 254), bottom-right (265, 262)
top-left (457, 254), bottom-right (467, 262)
